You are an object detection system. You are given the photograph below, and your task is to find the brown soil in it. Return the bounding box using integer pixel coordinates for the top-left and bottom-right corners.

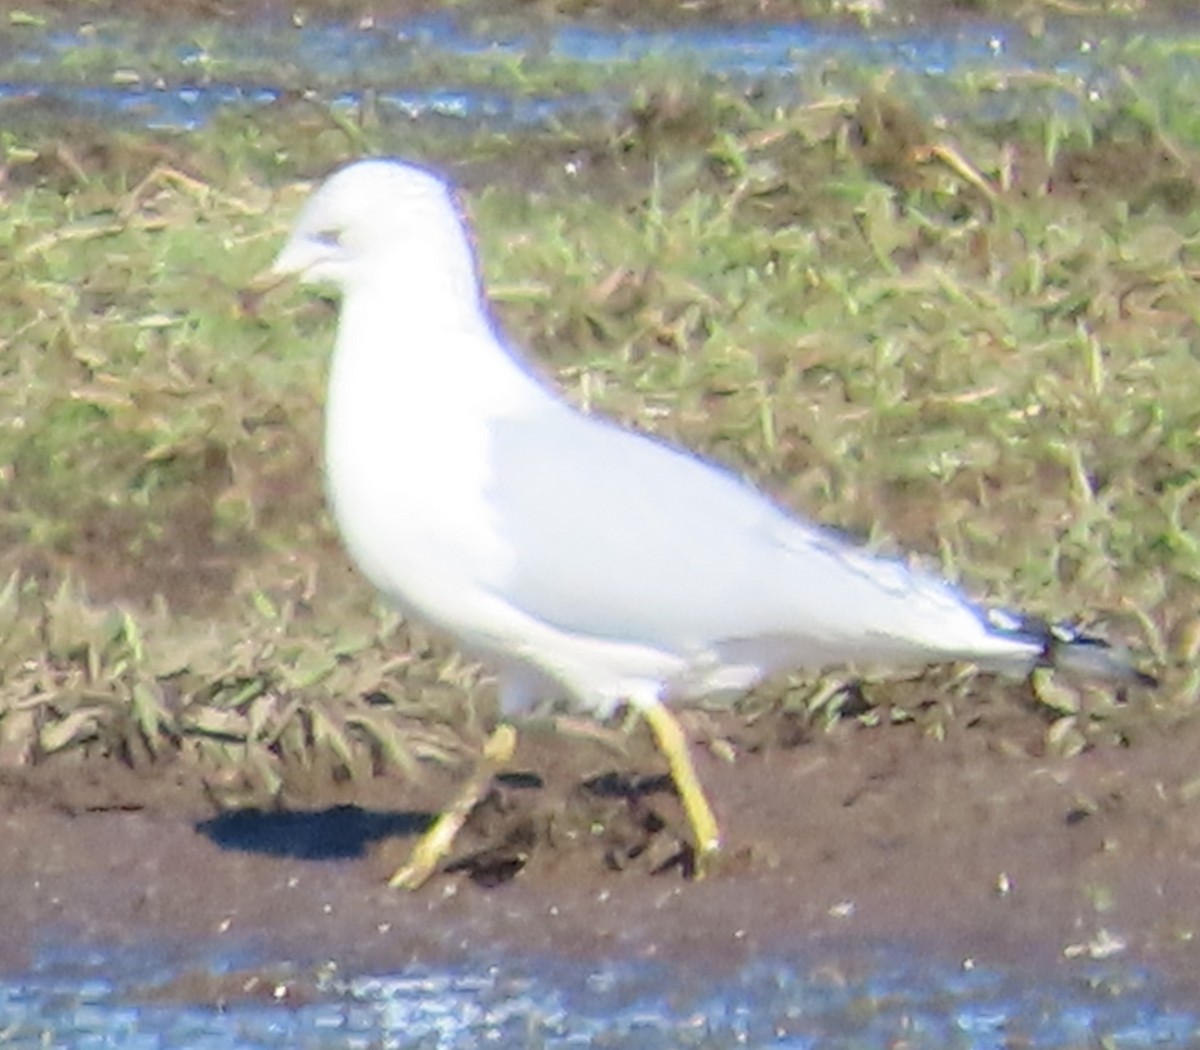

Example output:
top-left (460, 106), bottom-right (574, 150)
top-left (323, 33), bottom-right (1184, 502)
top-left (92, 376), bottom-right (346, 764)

top-left (4, 691), bottom-right (1200, 990)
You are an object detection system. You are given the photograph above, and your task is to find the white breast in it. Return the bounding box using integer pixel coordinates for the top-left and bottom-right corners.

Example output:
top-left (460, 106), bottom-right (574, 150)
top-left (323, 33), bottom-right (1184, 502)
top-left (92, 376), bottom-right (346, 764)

top-left (322, 289), bottom-right (544, 650)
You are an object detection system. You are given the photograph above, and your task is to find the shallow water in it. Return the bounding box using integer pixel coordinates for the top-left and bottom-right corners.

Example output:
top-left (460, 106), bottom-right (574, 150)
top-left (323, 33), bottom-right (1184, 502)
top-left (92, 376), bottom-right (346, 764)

top-left (4, 938), bottom-right (1198, 1049)
top-left (0, 12), bottom-right (1191, 129)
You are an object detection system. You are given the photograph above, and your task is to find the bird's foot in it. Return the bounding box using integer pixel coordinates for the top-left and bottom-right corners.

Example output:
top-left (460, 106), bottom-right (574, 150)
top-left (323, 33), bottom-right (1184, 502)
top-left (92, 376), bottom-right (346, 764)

top-left (638, 702), bottom-right (723, 877)
top-left (388, 723), bottom-right (518, 891)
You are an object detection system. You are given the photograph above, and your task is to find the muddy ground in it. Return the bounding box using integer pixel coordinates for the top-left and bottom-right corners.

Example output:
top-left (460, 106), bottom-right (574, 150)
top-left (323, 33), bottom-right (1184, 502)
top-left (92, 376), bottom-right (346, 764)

top-left (3, 685), bottom-right (1200, 992)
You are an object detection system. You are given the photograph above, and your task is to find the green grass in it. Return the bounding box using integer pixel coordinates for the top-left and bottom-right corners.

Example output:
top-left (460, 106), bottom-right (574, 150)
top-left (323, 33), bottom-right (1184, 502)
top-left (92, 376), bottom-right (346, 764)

top-left (1, 29), bottom-right (1198, 791)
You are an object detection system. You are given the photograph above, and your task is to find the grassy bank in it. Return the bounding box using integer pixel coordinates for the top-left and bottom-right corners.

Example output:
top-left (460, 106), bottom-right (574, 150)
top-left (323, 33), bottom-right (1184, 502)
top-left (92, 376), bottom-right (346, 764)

top-left (0, 29), bottom-right (1197, 798)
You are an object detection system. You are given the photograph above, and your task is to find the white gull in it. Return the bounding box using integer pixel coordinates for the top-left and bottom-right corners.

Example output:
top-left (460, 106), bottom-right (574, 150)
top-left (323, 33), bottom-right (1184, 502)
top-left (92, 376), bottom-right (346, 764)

top-left (270, 157), bottom-right (1150, 888)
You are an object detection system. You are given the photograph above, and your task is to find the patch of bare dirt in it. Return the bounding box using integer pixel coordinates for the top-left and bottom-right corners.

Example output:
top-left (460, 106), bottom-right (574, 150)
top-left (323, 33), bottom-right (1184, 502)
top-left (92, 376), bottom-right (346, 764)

top-left (3, 698), bottom-right (1200, 988)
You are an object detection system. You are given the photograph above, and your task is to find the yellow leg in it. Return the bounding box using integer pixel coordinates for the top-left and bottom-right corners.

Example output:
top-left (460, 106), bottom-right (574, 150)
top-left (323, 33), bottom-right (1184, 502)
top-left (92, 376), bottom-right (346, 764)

top-left (388, 724), bottom-right (518, 891)
top-left (640, 703), bottom-right (722, 864)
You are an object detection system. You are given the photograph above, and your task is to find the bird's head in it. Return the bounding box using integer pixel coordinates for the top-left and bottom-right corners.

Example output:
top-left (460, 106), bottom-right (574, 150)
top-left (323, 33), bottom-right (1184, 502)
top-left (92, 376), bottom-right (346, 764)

top-left (270, 159), bottom-right (472, 292)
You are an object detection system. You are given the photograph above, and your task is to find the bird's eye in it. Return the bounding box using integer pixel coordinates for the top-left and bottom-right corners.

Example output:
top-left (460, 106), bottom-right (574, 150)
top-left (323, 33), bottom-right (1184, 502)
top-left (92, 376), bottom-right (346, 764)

top-left (313, 227), bottom-right (343, 248)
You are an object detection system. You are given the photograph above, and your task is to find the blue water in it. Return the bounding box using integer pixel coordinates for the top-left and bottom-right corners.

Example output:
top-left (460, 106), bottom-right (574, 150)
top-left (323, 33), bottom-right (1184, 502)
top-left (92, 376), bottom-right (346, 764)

top-left (3, 942), bottom-right (1196, 1049)
top-left (0, 12), bottom-right (1179, 130)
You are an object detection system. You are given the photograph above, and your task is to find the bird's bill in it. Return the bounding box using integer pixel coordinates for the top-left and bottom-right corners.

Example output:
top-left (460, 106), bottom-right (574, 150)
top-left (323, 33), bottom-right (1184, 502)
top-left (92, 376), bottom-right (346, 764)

top-left (244, 236), bottom-right (314, 297)
top-left (245, 267), bottom-right (290, 297)
top-left (239, 246), bottom-right (305, 316)
top-left (269, 235), bottom-right (318, 278)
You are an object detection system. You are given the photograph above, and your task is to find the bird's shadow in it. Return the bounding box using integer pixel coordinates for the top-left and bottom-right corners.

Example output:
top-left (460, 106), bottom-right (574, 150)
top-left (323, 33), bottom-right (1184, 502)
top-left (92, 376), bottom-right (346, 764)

top-left (194, 770), bottom-right (678, 869)
top-left (195, 805), bottom-right (432, 861)
top-left (194, 771), bottom-right (550, 862)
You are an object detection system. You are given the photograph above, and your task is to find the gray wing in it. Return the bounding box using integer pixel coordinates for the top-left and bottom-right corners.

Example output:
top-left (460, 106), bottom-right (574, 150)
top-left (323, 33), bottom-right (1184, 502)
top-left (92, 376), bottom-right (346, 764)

top-left (481, 403), bottom-right (1013, 667)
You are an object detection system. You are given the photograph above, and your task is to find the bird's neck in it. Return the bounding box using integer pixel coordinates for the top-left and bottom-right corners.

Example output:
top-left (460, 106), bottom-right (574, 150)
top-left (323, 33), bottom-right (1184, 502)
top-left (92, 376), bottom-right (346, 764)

top-left (355, 239), bottom-right (486, 324)
top-left (330, 271), bottom-right (550, 424)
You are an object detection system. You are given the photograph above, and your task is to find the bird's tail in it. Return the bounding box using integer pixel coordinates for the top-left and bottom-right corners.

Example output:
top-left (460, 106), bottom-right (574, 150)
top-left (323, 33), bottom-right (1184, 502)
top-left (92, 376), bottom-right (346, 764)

top-left (980, 607), bottom-right (1157, 687)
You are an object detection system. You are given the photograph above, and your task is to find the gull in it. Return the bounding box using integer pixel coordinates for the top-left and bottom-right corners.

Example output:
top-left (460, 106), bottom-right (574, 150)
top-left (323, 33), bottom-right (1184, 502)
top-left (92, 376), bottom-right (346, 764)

top-left (270, 158), bottom-right (1152, 889)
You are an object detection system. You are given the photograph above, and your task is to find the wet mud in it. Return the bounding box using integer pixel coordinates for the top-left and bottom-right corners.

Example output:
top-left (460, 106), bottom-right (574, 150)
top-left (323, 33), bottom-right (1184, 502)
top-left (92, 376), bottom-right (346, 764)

top-left (3, 696), bottom-right (1200, 996)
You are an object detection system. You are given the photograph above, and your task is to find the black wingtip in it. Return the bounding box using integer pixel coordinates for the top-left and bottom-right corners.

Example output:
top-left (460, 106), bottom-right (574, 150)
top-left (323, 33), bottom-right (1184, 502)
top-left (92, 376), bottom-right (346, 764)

top-left (1041, 623), bottom-right (1158, 688)
top-left (984, 609), bottom-right (1157, 687)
